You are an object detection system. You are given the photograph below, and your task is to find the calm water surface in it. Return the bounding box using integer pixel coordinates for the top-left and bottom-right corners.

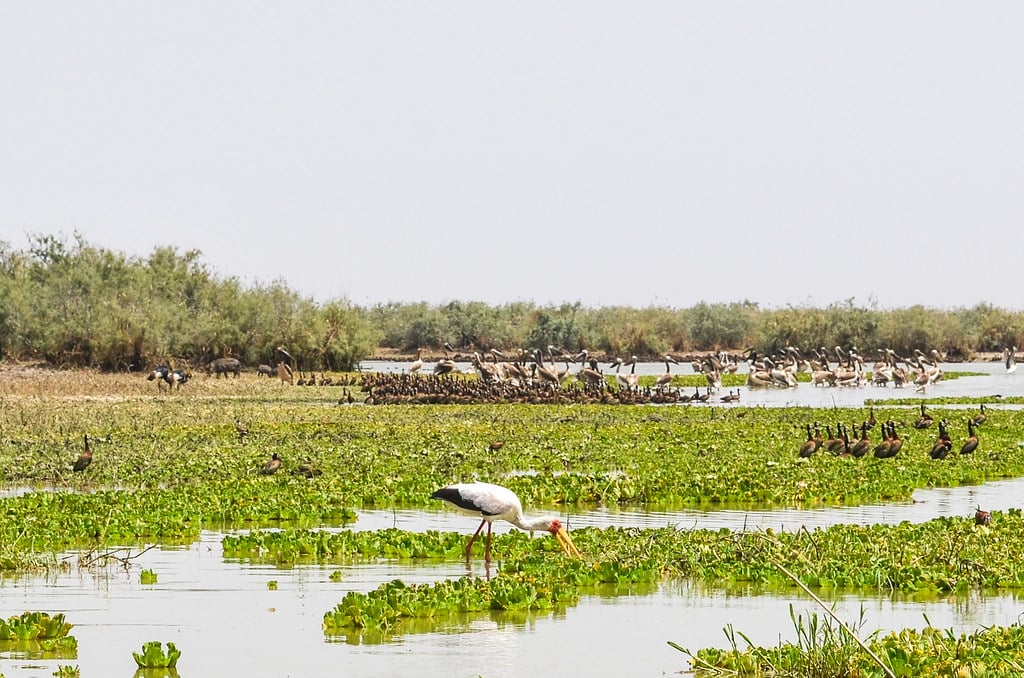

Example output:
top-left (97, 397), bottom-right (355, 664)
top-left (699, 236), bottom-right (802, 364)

top-left (2, 365), bottom-right (1023, 677)
top-left (4, 476), bottom-right (1024, 678)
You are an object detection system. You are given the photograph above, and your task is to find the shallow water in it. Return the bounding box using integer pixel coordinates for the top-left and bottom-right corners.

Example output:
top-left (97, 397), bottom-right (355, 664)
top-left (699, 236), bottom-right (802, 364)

top-left (3, 528), bottom-right (1024, 678)
top-left (4, 474), bottom-right (1024, 678)
top-left (355, 474), bottom-right (1024, 535)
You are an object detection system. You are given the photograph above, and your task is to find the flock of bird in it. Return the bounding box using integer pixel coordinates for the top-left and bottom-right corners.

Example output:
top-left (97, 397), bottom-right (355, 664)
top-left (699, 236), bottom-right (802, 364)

top-left (357, 371), bottom-right (738, 406)
top-left (798, 403), bottom-right (988, 461)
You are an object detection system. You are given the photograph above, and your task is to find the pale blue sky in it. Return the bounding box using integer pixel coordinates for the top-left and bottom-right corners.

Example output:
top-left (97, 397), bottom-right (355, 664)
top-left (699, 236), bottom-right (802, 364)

top-left (3, 2), bottom-right (1022, 309)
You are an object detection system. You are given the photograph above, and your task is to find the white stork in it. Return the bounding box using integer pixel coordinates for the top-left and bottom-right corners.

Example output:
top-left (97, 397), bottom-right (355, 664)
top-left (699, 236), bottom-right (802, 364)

top-left (431, 482), bottom-right (581, 563)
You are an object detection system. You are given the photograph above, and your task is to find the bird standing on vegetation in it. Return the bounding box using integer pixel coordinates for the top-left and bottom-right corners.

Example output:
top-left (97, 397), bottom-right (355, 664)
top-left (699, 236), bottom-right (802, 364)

top-left (873, 422), bottom-right (894, 459)
top-left (960, 420), bottom-right (979, 455)
top-left (430, 482), bottom-right (581, 564)
top-left (914, 403), bottom-right (934, 429)
top-left (798, 424), bottom-right (817, 458)
top-left (929, 420), bottom-right (953, 460)
top-left (260, 452), bottom-right (282, 475)
top-left (235, 419), bottom-right (249, 441)
top-left (488, 440), bottom-right (505, 451)
top-left (971, 403), bottom-right (988, 427)
top-left (975, 507), bottom-right (992, 526)
top-left (73, 434), bottom-right (93, 472)
top-left (655, 355), bottom-right (679, 389)
top-left (850, 422), bottom-right (871, 458)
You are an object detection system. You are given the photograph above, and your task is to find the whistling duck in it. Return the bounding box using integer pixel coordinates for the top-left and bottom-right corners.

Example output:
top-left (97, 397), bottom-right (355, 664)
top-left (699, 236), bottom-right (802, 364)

top-left (914, 403), bottom-right (934, 430)
top-left (260, 452), bottom-right (282, 475)
top-left (959, 419), bottom-right (979, 455)
top-left (799, 424), bottom-right (817, 458)
top-left (971, 403), bottom-right (987, 427)
top-left (73, 434), bottom-right (93, 472)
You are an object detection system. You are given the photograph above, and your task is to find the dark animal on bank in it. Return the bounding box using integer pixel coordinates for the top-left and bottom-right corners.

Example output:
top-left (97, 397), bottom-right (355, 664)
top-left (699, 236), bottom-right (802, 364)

top-left (206, 357), bottom-right (242, 378)
top-left (257, 364), bottom-right (275, 377)
top-left (73, 434), bottom-right (93, 472)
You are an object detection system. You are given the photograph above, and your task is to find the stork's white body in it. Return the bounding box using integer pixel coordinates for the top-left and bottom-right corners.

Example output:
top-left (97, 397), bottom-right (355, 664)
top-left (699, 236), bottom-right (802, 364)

top-left (431, 481), bottom-right (576, 563)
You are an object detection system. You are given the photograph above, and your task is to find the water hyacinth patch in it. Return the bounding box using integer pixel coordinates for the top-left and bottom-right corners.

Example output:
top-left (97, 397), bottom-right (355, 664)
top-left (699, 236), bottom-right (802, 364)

top-left (0, 612), bottom-right (77, 659)
top-left (316, 511), bottom-right (1024, 640)
top-left (132, 641), bottom-right (180, 669)
top-left (0, 612), bottom-right (74, 641)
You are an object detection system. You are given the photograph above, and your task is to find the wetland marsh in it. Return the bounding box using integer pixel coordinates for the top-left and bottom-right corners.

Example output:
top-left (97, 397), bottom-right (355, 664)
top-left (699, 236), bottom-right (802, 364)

top-left (1, 363), bottom-right (1023, 677)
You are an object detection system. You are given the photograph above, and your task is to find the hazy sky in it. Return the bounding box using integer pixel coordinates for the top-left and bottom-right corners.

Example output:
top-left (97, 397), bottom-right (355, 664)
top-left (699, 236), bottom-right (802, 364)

top-left (3, 3), bottom-right (1022, 310)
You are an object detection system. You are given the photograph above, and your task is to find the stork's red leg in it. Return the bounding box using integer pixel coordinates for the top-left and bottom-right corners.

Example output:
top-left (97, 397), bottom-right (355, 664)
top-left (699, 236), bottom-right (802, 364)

top-left (484, 521), bottom-right (494, 564)
top-left (465, 519), bottom-right (487, 561)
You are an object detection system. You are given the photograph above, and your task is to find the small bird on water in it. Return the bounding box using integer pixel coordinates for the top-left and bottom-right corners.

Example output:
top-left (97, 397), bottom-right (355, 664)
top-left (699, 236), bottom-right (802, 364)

top-left (73, 434), bottom-right (93, 472)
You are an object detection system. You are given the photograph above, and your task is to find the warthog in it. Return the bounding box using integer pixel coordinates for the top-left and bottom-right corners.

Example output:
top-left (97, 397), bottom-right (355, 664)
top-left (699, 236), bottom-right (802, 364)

top-left (257, 364), bottom-right (275, 377)
top-left (206, 357), bottom-right (242, 378)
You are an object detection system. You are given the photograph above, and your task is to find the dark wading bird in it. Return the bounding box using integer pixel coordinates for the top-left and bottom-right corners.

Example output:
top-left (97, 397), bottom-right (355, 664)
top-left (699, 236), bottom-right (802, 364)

top-left (73, 434), bottom-right (93, 472)
top-left (960, 419), bottom-right (979, 455)
top-left (431, 482), bottom-right (582, 564)
top-left (975, 507), bottom-right (992, 526)
top-left (260, 452), bottom-right (282, 475)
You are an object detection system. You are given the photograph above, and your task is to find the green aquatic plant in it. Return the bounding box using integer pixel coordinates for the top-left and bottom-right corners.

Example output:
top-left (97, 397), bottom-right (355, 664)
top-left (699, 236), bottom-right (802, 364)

top-left (678, 616), bottom-right (1024, 677)
top-left (52, 666), bottom-right (79, 677)
top-left (132, 641), bottom-right (180, 669)
top-left (322, 563), bottom-right (586, 634)
top-left (0, 612), bottom-right (73, 641)
top-left (140, 568), bottom-right (157, 584)
top-left (319, 511), bottom-right (1024, 640)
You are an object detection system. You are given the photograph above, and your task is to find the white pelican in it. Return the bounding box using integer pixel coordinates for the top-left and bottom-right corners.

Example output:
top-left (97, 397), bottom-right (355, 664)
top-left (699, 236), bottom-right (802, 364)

top-left (431, 482), bottom-right (582, 563)
top-left (409, 349), bottom-right (423, 374)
